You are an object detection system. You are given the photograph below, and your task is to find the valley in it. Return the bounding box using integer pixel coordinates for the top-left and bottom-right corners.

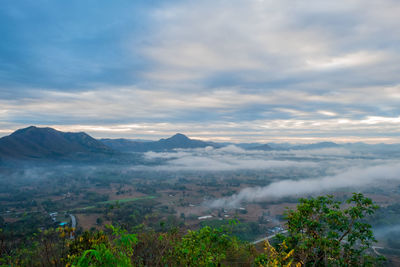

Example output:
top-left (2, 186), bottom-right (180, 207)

top-left (1, 126), bottom-right (400, 264)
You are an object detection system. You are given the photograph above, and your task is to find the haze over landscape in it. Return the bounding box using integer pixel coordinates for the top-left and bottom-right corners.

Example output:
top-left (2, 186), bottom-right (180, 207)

top-left (1, 0), bottom-right (400, 265)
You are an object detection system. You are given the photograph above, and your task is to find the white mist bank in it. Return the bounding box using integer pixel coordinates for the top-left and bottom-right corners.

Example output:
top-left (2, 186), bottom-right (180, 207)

top-left (209, 161), bottom-right (400, 208)
top-left (140, 145), bottom-right (361, 171)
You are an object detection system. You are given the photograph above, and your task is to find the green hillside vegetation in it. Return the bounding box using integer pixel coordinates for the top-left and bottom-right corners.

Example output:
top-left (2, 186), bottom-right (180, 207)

top-left (0, 193), bottom-right (385, 266)
top-left (99, 196), bottom-right (156, 205)
top-left (74, 196), bottom-right (157, 211)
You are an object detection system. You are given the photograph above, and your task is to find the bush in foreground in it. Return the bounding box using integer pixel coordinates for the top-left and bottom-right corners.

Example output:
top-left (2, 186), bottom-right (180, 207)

top-left (278, 193), bottom-right (385, 266)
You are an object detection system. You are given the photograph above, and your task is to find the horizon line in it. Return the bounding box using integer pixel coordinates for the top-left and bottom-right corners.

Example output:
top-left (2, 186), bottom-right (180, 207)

top-left (1, 125), bottom-right (399, 145)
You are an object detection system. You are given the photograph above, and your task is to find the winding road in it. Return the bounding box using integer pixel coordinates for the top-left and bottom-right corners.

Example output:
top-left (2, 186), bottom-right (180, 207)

top-left (69, 214), bottom-right (76, 239)
top-left (252, 230), bottom-right (288, 245)
top-left (371, 246), bottom-right (384, 256)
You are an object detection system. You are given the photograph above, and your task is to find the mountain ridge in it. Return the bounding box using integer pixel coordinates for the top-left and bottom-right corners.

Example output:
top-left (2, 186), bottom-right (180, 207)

top-left (0, 126), bottom-right (112, 159)
top-left (101, 133), bottom-right (219, 152)
top-left (0, 126), bottom-right (371, 161)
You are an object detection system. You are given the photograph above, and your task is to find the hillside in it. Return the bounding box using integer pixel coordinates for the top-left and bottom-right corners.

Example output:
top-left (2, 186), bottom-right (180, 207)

top-left (289, 141), bottom-right (339, 150)
top-left (0, 126), bottom-right (112, 159)
top-left (101, 133), bottom-right (218, 152)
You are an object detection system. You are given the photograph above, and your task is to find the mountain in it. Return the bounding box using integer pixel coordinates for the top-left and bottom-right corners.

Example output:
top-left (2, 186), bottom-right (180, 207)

top-left (239, 142), bottom-right (340, 151)
top-left (246, 143), bottom-right (273, 151)
top-left (0, 126), bottom-right (113, 159)
top-left (289, 142), bottom-right (340, 150)
top-left (158, 133), bottom-right (216, 150)
top-left (101, 133), bottom-right (218, 152)
top-left (100, 138), bottom-right (148, 152)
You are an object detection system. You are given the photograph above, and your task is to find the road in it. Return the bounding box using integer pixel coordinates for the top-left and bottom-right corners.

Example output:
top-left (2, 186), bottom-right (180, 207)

top-left (252, 230), bottom-right (288, 245)
top-left (371, 246), bottom-right (384, 256)
top-left (69, 214), bottom-right (76, 239)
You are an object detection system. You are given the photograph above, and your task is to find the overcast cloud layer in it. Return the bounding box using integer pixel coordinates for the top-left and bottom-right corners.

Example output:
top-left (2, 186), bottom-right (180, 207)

top-left (1, 0), bottom-right (399, 142)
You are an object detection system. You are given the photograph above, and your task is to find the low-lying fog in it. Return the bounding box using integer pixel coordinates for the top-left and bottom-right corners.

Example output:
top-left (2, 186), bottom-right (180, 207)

top-left (137, 145), bottom-right (400, 207)
top-left (1, 144), bottom-right (400, 208)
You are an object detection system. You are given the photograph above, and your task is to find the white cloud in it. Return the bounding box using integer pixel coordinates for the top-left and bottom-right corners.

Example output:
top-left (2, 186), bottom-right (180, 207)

top-left (138, 146), bottom-right (319, 171)
top-left (305, 51), bottom-right (387, 70)
top-left (317, 110), bottom-right (337, 117)
top-left (210, 161), bottom-right (400, 208)
top-left (144, 0), bottom-right (400, 84)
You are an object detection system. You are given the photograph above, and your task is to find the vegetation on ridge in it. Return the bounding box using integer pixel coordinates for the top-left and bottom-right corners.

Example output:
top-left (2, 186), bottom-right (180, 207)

top-left (0, 193), bottom-right (385, 266)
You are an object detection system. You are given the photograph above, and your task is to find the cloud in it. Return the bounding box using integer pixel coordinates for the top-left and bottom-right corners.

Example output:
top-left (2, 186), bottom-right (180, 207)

top-left (138, 144), bottom-right (381, 173)
top-left (287, 147), bottom-right (354, 157)
top-left (1, 84), bottom-right (400, 142)
top-left (145, 0), bottom-right (400, 86)
top-left (140, 146), bottom-right (319, 171)
top-left (0, 0), bottom-right (400, 143)
top-left (138, 145), bottom-right (400, 208)
top-left (305, 51), bottom-right (387, 70)
top-left (0, 0), bottom-right (153, 91)
top-left (210, 161), bottom-right (400, 208)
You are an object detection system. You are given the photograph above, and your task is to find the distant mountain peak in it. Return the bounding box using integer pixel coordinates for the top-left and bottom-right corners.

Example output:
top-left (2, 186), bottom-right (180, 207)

top-left (22, 125), bottom-right (37, 130)
top-left (101, 133), bottom-right (218, 152)
top-left (169, 133), bottom-right (190, 140)
top-left (12, 125), bottom-right (51, 135)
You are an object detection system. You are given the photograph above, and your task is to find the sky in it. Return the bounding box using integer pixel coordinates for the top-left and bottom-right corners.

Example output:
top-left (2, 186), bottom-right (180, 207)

top-left (0, 0), bottom-right (399, 143)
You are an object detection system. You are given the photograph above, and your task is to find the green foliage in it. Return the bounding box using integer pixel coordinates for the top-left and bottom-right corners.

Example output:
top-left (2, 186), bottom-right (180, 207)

top-left (72, 225), bottom-right (137, 267)
top-left (255, 239), bottom-right (299, 267)
top-left (71, 223), bottom-right (254, 267)
top-left (66, 229), bottom-right (109, 263)
top-left (173, 220), bottom-right (256, 266)
top-left (169, 226), bottom-right (240, 266)
top-left (201, 219), bottom-right (266, 242)
top-left (279, 193), bottom-right (385, 266)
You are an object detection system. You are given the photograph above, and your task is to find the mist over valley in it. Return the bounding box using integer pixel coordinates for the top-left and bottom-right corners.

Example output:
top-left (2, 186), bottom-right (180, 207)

top-left (1, 126), bottom-right (400, 259)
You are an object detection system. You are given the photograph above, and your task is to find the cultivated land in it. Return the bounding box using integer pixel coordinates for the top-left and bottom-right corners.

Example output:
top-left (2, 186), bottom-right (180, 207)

top-left (2, 166), bottom-right (400, 245)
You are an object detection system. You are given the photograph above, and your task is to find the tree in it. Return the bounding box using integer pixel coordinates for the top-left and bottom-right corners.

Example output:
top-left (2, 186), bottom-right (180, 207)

top-left (96, 217), bottom-right (103, 226)
top-left (72, 225), bottom-right (137, 266)
top-left (168, 225), bottom-right (254, 266)
top-left (277, 193), bottom-right (385, 266)
top-left (170, 226), bottom-right (234, 266)
top-left (255, 238), bottom-right (299, 267)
